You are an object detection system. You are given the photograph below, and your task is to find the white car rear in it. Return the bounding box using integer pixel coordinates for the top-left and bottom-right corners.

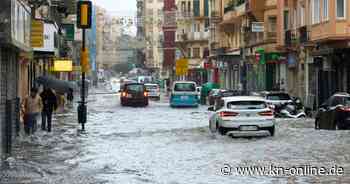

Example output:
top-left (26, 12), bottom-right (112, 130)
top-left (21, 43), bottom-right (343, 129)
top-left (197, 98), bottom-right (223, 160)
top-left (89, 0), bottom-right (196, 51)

top-left (145, 83), bottom-right (161, 100)
top-left (209, 96), bottom-right (275, 137)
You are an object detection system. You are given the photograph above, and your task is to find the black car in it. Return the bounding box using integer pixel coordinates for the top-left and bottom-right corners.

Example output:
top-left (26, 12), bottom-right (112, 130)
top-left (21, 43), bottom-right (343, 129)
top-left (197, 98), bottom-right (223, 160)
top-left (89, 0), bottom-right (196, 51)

top-left (208, 89), bottom-right (243, 106)
top-left (315, 93), bottom-right (350, 130)
top-left (120, 83), bottom-right (149, 107)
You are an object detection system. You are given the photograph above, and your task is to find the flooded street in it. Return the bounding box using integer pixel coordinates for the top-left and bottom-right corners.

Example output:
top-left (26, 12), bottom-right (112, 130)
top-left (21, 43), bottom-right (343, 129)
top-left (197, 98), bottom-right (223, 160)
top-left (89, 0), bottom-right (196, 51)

top-left (1, 88), bottom-right (350, 184)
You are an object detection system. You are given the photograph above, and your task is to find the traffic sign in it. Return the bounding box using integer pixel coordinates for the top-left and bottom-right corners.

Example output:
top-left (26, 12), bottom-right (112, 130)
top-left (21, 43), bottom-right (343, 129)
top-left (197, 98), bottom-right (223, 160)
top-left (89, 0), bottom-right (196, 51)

top-left (176, 59), bottom-right (188, 76)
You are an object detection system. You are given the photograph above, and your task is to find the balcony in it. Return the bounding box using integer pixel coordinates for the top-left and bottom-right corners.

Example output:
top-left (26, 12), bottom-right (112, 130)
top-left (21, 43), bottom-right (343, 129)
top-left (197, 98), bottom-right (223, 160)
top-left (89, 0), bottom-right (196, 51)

top-left (284, 29), bottom-right (298, 47)
top-left (177, 32), bottom-right (210, 42)
top-left (299, 26), bottom-right (309, 44)
top-left (248, 32), bottom-right (264, 46)
top-left (222, 2), bottom-right (246, 23)
top-left (189, 32), bottom-right (210, 41)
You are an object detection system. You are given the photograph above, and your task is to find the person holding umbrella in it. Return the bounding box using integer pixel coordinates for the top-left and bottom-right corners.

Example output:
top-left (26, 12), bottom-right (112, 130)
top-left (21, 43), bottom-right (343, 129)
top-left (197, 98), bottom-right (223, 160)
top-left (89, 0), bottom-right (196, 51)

top-left (40, 86), bottom-right (58, 132)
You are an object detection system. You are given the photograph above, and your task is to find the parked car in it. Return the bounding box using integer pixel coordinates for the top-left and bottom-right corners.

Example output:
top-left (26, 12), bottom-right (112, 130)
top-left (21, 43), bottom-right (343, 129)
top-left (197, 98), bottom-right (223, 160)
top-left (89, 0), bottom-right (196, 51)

top-left (145, 83), bottom-right (161, 100)
top-left (260, 91), bottom-right (292, 106)
top-left (170, 81), bottom-right (198, 107)
top-left (208, 96), bottom-right (275, 137)
top-left (120, 83), bottom-right (149, 107)
top-left (315, 92), bottom-right (350, 130)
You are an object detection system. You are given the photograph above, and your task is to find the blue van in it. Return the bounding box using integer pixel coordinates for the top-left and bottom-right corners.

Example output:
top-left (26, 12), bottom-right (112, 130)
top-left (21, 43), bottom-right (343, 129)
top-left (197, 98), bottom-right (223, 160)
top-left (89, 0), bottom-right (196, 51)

top-left (170, 81), bottom-right (199, 107)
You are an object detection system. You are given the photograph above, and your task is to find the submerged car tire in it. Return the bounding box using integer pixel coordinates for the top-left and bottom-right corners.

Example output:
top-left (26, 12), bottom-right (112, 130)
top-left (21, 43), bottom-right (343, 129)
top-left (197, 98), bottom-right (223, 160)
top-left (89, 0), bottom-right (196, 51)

top-left (268, 126), bottom-right (275, 136)
top-left (217, 123), bottom-right (227, 135)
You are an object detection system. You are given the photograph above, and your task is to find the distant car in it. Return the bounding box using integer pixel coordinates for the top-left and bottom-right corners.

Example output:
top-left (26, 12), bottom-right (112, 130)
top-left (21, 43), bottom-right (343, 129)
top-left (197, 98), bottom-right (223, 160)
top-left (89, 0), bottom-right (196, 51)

top-left (208, 89), bottom-right (242, 106)
top-left (208, 89), bottom-right (221, 106)
top-left (260, 91), bottom-right (292, 106)
top-left (145, 83), bottom-right (160, 100)
top-left (120, 83), bottom-right (149, 107)
top-left (315, 93), bottom-right (350, 130)
top-left (170, 81), bottom-right (198, 107)
top-left (209, 96), bottom-right (275, 137)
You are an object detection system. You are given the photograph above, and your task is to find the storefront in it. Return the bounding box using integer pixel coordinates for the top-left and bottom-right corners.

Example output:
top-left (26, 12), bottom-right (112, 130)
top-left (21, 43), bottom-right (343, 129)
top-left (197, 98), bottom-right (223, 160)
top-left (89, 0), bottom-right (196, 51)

top-left (0, 0), bottom-right (31, 158)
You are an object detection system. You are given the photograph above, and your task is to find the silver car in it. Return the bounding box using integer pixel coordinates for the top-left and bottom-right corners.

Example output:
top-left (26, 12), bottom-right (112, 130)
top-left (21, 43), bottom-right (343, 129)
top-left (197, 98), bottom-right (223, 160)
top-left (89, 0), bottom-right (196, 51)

top-left (209, 96), bottom-right (275, 137)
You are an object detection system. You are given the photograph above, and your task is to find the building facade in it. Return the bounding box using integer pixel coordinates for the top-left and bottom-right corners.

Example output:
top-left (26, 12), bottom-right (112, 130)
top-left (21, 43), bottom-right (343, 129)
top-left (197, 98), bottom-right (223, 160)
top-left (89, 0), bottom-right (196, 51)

top-left (144, 0), bottom-right (164, 78)
top-left (175, 0), bottom-right (210, 85)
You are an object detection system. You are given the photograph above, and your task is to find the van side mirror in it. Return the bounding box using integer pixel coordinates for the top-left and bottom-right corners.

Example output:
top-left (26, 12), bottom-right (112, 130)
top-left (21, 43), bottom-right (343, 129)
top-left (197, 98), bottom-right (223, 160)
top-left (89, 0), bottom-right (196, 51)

top-left (208, 106), bottom-right (215, 111)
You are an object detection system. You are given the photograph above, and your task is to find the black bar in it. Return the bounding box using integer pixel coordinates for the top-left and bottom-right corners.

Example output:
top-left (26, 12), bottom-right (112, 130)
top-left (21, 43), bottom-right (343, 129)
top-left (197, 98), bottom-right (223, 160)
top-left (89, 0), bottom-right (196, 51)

top-left (78, 29), bottom-right (87, 131)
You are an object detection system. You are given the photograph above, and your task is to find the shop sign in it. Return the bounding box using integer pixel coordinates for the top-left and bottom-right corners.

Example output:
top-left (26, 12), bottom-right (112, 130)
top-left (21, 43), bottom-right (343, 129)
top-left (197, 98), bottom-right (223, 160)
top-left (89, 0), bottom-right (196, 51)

top-left (53, 60), bottom-right (73, 72)
top-left (33, 23), bottom-right (58, 52)
top-left (31, 20), bottom-right (44, 47)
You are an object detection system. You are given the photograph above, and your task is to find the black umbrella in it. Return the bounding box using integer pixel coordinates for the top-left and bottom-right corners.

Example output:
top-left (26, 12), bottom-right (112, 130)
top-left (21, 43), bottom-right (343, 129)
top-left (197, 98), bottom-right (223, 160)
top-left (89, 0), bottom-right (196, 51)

top-left (35, 76), bottom-right (77, 94)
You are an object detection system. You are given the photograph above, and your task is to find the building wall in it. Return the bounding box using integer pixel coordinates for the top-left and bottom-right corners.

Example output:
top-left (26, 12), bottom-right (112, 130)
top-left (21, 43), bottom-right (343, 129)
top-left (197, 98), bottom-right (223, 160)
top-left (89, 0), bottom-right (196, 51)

top-left (145, 0), bottom-right (164, 70)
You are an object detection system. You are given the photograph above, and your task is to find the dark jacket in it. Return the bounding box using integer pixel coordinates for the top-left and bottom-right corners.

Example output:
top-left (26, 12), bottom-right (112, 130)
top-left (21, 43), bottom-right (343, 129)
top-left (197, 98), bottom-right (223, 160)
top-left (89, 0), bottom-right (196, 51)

top-left (40, 89), bottom-right (58, 112)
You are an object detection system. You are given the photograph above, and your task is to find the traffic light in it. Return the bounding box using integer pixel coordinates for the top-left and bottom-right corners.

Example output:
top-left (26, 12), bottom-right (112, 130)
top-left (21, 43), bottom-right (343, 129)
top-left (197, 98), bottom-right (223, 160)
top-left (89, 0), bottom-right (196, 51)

top-left (77, 1), bottom-right (92, 29)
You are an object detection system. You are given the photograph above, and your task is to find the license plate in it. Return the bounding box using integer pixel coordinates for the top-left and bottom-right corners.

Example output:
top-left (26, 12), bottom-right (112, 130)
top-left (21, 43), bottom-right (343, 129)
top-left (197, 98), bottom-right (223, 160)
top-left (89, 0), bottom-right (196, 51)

top-left (240, 126), bottom-right (258, 131)
top-left (181, 96), bottom-right (189, 100)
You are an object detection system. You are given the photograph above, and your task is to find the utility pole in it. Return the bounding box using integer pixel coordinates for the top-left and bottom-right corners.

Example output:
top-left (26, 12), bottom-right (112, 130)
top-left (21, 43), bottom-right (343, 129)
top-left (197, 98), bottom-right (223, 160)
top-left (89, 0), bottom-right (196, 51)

top-left (77, 0), bottom-right (92, 132)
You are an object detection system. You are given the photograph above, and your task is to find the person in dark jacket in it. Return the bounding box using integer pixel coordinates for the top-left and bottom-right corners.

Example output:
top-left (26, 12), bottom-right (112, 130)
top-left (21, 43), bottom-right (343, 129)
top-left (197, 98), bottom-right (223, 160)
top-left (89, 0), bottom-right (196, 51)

top-left (40, 87), bottom-right (58, 132)
top-left (67, 88), bottom-right (74, 107)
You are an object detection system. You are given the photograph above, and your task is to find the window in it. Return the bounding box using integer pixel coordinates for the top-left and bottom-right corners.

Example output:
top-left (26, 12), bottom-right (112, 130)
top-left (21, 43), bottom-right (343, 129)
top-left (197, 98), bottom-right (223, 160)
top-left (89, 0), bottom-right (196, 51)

top-left (181, 1), bottom-right (186, 12)
top-left (283, 10), bottom-right (289, 30)
top-left (266, 93), bottom-right (291, 100)
top-left (227, 101), bottom-right (267, 110)
top-left (323, 0), bottom-right (329, 21)
top-left (336, 0), bottom-right (346, 19)
top-left (268, 17), bottom-right (277, 32)
top-left (193, 48), bottom-right (200, 58)
top-left (174, 83), bottom-right (196, 92)
top-left (187, 47), bottom-right (191, 58)
top-left (312, 0), bottom-right (320, 24)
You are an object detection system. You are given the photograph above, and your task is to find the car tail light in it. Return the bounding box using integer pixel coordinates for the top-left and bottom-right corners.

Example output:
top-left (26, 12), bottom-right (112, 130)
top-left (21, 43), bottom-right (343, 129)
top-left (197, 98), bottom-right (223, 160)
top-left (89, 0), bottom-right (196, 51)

top-left (122, 92), bottom-right (127, 97)
top-left (259, 110), bottom-right (274, 116)
top-left (337, 107), bottom-right (350, 112)
top-left (144, 92), bottom-right (148, 96)
top-left (219, 111), bottom-right (239, 117)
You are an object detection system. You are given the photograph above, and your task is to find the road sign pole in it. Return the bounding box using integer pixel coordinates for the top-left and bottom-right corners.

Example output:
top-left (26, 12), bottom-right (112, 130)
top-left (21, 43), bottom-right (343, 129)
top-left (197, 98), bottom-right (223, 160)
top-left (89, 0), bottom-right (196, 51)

top-left (77, 0), bottom-right (92, 132)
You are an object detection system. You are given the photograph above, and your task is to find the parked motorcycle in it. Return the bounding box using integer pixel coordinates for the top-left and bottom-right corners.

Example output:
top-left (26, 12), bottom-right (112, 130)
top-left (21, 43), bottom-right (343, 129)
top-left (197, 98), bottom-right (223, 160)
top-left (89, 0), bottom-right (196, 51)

top-left (274, 97), bottom-right (306, 118)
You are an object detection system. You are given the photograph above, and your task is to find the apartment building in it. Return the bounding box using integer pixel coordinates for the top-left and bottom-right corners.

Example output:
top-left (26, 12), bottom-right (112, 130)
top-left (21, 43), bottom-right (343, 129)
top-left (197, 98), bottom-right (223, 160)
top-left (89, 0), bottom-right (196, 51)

top-left (144, 0), bottom-right (164, 77)
top-left (277, 0), bottom-right (350, 108)
top-left (175, 0), bottom-right (210, 84)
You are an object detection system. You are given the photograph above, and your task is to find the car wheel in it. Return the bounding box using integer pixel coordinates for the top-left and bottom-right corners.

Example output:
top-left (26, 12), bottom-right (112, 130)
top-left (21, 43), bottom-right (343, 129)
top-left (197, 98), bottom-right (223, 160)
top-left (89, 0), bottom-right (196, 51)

top-left (217, 123), bottom-right (227, 135)
top-left (268, 126), bottom-right (275, 136)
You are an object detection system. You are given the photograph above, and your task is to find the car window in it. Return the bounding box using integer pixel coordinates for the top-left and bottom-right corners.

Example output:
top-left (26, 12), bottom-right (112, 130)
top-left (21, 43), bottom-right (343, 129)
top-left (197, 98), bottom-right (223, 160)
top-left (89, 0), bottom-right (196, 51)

top-left (331, 97), bottom-right (343, 106)
top-left (126, 84), bottom-right (144, 92)
top-left (145, 85), bottom-right (158, 90)
top-left (227, 101), bottom-right (267, 110)
top-left (221, 91), bottom-right (235, 97)
top-left (266, 93), bottom-right (291, 100)
top-left (174, 83), bottom-right (196, 92)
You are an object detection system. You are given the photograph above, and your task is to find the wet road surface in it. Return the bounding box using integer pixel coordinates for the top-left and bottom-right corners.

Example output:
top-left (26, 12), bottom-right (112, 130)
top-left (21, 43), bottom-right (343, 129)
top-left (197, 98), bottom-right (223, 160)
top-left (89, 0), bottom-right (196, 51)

top-left (1, 88), bottom-right (350, 184)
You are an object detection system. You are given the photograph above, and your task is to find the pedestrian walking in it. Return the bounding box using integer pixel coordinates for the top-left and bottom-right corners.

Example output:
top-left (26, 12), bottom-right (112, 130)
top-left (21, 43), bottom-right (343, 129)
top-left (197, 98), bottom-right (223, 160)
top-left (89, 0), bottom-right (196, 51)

top-left (40, 87), bottom-right (58, 132)
top-left (67, 88), bottom-right (74, 108)
top-left (23, 88), bottom-right (43, 135)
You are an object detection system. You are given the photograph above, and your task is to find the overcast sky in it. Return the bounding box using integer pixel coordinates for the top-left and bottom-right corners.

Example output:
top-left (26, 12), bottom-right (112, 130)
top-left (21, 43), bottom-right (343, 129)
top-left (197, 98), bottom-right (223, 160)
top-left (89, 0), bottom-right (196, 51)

top-left (93, 0), bottom-right (137, 35)
top-left (93, 0), bottom-right (136, 16)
